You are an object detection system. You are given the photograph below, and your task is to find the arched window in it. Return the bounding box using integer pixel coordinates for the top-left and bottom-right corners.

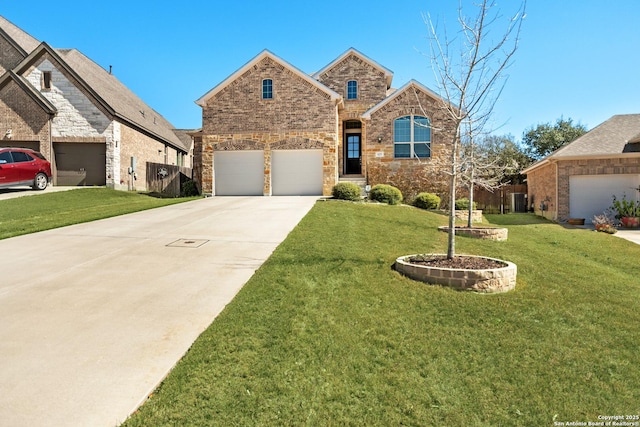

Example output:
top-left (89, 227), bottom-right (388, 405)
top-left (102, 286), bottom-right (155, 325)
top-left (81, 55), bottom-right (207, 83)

top-left (347, 80), bottom-right (358, 100)
top-left (393, 115), bottom-right (431, 158)
top-left (262, 79), bottom-right (273, 99)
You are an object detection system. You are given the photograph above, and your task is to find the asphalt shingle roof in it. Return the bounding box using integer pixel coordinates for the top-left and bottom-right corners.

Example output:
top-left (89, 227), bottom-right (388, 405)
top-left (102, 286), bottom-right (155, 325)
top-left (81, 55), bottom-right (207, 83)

top-left (0, 16), bottom-right (189, 153)
top-left (55, 49), bottom-right (189, 152)
top-left (553, 114), bottom-right (640, 157)
top-left (0, 15), bottom-right (40, 54)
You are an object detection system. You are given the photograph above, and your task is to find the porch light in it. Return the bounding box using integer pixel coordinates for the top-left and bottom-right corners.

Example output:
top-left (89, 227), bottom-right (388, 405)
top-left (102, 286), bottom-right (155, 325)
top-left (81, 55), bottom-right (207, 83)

top-left (377, 135), bottom-right (382, 143)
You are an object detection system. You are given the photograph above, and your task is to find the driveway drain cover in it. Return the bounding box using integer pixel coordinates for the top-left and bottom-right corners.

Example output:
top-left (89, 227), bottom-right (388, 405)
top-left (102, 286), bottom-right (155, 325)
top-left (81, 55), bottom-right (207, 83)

top-left (167, 239), bottom-right (209, 248)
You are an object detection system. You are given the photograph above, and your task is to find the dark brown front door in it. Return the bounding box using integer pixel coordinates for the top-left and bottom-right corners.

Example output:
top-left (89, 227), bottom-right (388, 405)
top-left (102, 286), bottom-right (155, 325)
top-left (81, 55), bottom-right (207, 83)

top-left (345, 134), bottom-right (361, 174)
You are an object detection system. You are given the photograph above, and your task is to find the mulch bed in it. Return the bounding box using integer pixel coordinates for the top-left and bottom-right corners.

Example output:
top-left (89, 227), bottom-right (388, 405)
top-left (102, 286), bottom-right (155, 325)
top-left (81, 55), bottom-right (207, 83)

top-left (408, 255), bottom-right (506, 270)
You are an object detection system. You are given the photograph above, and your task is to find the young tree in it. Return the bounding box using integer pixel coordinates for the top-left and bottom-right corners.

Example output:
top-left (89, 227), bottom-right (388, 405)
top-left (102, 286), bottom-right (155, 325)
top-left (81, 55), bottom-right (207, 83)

top-left (424, 0), bottom-right (526, 258)
top-left (522, 117), bottom-right (587, 160)
top-left (460, 133), bottom-right (528, 227)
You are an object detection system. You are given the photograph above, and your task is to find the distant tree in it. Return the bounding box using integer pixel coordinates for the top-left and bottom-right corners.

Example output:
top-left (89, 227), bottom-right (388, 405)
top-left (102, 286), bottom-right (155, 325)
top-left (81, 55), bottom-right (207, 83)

top-left (459, 133), bottom-right (529, 226)
top-left (480, 134), bottom-right (531, 184)
top-left (522, 117), bottom-right (587, 160)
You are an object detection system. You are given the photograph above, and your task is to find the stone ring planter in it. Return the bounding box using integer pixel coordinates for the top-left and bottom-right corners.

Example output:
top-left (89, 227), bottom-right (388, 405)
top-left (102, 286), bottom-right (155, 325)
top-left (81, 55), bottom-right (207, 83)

top-left (395, 254), bottom-right (517, 293)
top-left (438, 226), bottom-right (508, 241)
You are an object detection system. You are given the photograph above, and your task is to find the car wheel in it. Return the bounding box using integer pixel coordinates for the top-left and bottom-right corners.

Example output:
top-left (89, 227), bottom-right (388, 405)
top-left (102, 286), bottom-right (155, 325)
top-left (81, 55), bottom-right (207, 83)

top-left (33, 173), bottom-right (48, 191)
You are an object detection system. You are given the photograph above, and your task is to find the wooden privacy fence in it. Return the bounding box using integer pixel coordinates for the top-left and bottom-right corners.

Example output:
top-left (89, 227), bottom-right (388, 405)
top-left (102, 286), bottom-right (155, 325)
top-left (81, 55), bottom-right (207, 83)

top-left (146, 162), bottom-right (193, 197)
top-left (473, 184), bottom-right (528, 214)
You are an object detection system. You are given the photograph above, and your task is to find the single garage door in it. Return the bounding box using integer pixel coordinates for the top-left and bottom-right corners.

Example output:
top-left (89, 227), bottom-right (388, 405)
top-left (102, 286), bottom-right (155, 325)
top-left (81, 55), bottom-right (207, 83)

top-left (570, 174), bottom-right (640, 222)
top-left (214, 150), bottom-right (264, 196)
top-left (54, 142), bottom-right (106, 186)
top-left (272, 149), bottom-right (323, 196)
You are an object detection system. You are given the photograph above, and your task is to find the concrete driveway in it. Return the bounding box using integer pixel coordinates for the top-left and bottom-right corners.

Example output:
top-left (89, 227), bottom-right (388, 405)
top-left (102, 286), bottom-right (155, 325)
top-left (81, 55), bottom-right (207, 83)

top-left (0, 196), bottom-right (318, 427)
top-left (0, 185), bottom-right (83, 200)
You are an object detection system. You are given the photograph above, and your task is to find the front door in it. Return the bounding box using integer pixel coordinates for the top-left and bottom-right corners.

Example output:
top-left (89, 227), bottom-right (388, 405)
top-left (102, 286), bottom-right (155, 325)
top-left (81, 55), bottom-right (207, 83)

top-left (345, 134), bottom-right (361, 174)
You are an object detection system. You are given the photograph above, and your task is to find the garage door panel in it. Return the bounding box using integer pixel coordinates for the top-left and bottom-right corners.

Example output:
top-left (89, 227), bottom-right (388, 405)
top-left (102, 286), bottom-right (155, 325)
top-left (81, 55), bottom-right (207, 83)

top-left (214, 150), bottom-right (264, 196)
top-left (570, 174), bottom-right (640, 222)
top-left (54, 143), bottom-right (106, 186)
top-left (272, 150), bottom-right (323, 196)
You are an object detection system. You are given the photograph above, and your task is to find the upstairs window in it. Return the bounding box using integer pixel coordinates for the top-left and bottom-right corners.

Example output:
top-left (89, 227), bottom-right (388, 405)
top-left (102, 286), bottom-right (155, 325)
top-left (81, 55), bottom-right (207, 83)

top-left (347, 80), bottom-right (358, 100)
top-left (393, 115), bottom-right (431, 158)
top-left (42, 71), bottom-right (52, 90)
top-left (262, 79), bottom-right (273, 99)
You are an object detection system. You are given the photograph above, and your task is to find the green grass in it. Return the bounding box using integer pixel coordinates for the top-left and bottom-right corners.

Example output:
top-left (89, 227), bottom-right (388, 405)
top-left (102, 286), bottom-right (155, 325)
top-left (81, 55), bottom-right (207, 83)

top-left (120, 202), bottom-right (640, 426)
top-left (0, 188), bottom-right (198, 239)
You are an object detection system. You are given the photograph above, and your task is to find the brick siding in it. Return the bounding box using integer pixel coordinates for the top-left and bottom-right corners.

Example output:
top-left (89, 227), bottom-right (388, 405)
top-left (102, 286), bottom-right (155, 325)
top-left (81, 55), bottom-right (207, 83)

top-left (0, 37), bottom-right (26, 75)
top-left (364, 86), bottom-right (456, 199)
top-left (0, 78), bottom-right (52, 159)
top-left (199, 56), bottom-right (339, 195)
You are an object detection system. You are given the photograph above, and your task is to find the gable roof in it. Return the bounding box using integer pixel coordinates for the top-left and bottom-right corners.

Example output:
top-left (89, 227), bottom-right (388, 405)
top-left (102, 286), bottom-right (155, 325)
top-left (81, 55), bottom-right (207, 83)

top-left (361, 79), bottom-right (446, 120)
top-left (195, 49), bottom-right (342, 107)
top-left (522, 114), bottom-right (640, 174)
top-left (553, 114), bottom-right (640, 158)
top-left (0, 70), bottom-right (56, 114)
top-left (12, 42), bottom-right (188, 152)
top-left (0, 15), bottom-right (40, 57)
top-left (313, 48), bottom-right (394, 89)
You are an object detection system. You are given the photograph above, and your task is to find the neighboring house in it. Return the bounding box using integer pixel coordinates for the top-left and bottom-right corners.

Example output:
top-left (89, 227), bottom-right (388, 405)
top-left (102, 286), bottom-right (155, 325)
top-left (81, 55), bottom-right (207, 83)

top-left (195, 48), bottom-right (456, 196)
top-left (523, 114), bottom-right (640, 222)
top-left (0, 16), bottom-right (191, 190)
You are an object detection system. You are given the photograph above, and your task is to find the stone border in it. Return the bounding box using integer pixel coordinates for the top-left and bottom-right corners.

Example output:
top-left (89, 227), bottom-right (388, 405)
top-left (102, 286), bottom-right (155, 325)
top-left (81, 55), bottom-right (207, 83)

top-left (438, 226), bottom-right (508, 241)
top-left (394, 254), bottom-right (517, 293)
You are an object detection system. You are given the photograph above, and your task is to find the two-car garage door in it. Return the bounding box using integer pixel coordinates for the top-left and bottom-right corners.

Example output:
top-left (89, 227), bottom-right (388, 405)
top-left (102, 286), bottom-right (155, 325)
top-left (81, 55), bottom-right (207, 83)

top-left (213, 149), bottom-right (323, 196)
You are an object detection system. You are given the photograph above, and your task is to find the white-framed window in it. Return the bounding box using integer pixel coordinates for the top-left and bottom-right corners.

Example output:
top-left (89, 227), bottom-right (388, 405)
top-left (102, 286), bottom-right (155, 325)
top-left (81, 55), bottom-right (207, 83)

top-left (393, 115), bottom-right (431, 158)
top-left (262, 79), bottom-right (273, 99)
top-left (347, 80), bottom-right (358, 100)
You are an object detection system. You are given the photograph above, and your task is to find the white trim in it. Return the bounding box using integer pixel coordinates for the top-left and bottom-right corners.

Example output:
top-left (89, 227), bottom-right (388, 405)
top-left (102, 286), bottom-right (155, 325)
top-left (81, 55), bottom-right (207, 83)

top-left (196, 50), bottom-right (342, 106)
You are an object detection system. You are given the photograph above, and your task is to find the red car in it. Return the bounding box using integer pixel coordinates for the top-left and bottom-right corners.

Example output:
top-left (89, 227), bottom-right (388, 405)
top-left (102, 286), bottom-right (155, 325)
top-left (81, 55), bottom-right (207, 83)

top-left (0, 147), bottom-right (52, 191)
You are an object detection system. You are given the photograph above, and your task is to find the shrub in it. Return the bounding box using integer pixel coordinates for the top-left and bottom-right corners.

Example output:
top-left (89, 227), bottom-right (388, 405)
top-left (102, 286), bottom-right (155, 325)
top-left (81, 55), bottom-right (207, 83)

top-left (181, 179), bottom-right (200, 197)
top-left (413, 192), bottom-right (441, 210)
top-left (332, 182), bottom-right (362, 201)
top-left (369, 184), bottom-right (403, 205)
top-left (455, 198), bottom-right (477, 210)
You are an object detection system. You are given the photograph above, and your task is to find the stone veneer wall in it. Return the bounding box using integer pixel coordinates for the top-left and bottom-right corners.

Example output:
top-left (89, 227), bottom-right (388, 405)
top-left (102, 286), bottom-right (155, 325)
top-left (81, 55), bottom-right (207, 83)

top-left (557, 157), bottom-right (640, 220)
top-left (0, 78), bottom-right (52, 159)
top-left (316, 53), bottom-right (389, 177)
top-left (199, 56), bottom-right (339, 195)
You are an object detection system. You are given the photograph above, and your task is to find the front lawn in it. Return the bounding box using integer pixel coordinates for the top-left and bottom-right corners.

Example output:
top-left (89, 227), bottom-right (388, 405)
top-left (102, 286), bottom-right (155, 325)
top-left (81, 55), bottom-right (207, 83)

top-left (124, 202), bottom-right (640, 426)
top-left (0, 188), bottom-right (198, 240)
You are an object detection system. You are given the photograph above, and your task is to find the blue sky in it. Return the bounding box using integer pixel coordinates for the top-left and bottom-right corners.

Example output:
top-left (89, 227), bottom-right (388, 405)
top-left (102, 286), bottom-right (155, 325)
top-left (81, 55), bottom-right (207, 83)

top-left (3, 1), bottom-right (639, 141)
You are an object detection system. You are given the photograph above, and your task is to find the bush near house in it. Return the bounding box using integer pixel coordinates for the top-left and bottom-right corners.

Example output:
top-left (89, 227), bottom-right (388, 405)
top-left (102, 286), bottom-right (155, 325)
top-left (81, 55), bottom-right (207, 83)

top-left (413, 192), bottom-right (441, 210)
top-left (332, 182), bottom-right (362, 201)
top-left (367, 163), bottom-right (451, 202)
top-left (368, 184), bottom-right (403, 205)
top-left (455, 197), bottom-right (477, 210)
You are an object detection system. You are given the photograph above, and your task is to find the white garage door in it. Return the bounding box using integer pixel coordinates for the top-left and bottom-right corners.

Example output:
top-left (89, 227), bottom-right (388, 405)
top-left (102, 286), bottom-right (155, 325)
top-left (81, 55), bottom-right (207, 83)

top-left (570, 174), bottom-right (640, 222)
top-left (272, 149), bottom-right (323, 196)
top-left (214, 150), bottom-right (264, 196)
